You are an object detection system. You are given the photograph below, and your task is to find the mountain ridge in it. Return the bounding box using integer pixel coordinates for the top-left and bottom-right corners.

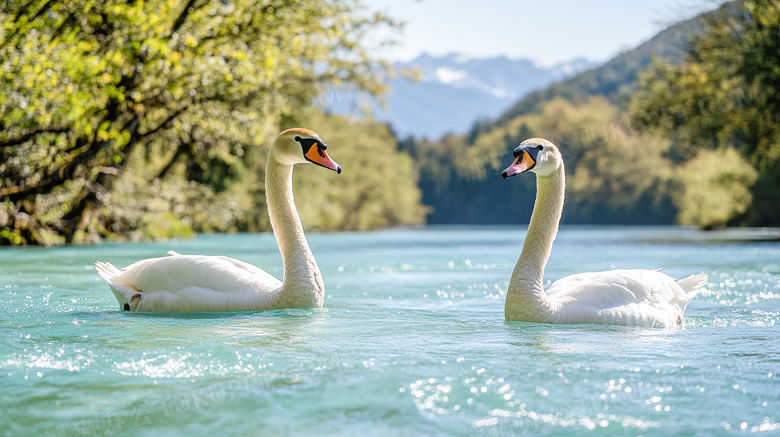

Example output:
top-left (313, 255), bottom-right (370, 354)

top-left (330, 53), bottom-right (596, 139)
top-left (493, 14), bottom-right (701, 127)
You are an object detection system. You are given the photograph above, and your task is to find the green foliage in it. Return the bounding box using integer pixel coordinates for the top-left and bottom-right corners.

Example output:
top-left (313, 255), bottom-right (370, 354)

top-left (568, 134), bottom-right (676, 224)
top-left (0, 0), bottom-right (402, 245)
top-left (631, 0), bottom-right (780, 226)
top-left (399, 134), bottom-right (472, 224)
top-left (675, 148), bottom-right (759, 229)
top-left (411, 97), bottom-right (680, 225)
top-left (470, 96), bottom-right (620, 172)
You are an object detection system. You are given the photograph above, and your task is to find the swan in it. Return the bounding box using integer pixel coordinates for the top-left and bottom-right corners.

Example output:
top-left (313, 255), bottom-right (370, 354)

top-left (95, 128), bottom-right (341, 313)
top-left (500, 138), bottom-right (706, 327)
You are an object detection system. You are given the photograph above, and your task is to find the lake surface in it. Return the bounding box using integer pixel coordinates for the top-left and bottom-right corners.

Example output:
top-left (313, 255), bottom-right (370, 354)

top-left (1, 226), bottom-right (778, 436)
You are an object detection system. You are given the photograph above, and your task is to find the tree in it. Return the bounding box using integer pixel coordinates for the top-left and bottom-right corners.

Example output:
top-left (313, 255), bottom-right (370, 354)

top-left (0, 0), bottom-right (395, 245)
top-left (568, 133), bottom-right (676, 224)
top-left (631, 0), bottom-right (780, 226)
top-left (675, 148), bottom-right (758, 229)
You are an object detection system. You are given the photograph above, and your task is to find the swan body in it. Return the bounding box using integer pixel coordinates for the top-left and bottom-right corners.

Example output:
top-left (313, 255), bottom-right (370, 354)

top-left (501, 138), bottom-right (705, 327)
top-left (96, 128), bottom-right (341, 313)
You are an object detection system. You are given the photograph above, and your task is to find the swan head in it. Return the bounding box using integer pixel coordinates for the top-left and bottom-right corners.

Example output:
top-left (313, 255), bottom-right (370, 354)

top-left (271, 128), bottom-right (342, 173)
top-left (501, 138), bottom-right (561, 178)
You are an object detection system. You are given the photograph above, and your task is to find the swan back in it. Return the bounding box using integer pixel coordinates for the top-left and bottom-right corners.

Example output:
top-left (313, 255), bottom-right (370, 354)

top-left (545, 269), bottom-right (704, 327)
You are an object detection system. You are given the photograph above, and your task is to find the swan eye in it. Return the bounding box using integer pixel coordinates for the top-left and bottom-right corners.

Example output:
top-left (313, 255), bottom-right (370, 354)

top-left (536, 145), bottom-right (544, 150)
top-left (295, 135), bottom-right (321, 153)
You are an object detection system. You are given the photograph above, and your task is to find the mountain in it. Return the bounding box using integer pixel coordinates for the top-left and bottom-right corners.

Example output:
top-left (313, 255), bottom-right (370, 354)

top-left (330, 54), bottom-right (596, 139)
top-left (494, 17), bottom-right (699, 125)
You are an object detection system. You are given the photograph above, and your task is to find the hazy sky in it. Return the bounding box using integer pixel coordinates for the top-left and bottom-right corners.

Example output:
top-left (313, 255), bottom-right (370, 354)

top-left (362, 0), bottom-right (720, 64)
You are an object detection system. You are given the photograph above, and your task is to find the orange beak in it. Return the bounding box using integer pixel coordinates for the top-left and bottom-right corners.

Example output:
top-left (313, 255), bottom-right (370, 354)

top-left (305, 146), bottom-right (342, 174)
top-left (501, 150), bottom-right (535, 179)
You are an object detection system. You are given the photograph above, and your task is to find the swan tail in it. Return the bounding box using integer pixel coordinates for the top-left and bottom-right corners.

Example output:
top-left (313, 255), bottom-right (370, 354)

top-left (677, 272), bottom-right (708, 295)
top-left (95, 261), bottom-right (143, 311)
top-left (672, 272), bottom-right (707, 313)
top-left (167, 250), bottom-right (181, 256)
top-left (95, 261), bottom-right (121, 283)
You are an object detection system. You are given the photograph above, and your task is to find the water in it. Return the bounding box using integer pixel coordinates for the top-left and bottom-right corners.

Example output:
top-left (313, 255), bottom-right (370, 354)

top-left (1, 226), bottom-right (778, 436)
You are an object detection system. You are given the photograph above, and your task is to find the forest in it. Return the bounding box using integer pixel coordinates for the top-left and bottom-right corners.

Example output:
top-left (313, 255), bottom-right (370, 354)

top-left (1, 0), bottom-right (778, 246)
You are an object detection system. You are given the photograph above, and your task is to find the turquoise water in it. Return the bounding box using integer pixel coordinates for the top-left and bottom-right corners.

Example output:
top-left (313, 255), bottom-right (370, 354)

top-left (1, 226), bottom-right (779, 436)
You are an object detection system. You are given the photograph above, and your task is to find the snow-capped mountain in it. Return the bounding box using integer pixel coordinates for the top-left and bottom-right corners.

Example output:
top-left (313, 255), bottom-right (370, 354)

top-left (329, 53), bottom-right (596, 139)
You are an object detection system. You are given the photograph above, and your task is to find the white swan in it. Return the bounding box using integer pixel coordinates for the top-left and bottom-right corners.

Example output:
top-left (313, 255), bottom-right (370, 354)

top-left (500, 138), bottom-right (706, 327)
top-left (95, 128), bottom-right (341, 313)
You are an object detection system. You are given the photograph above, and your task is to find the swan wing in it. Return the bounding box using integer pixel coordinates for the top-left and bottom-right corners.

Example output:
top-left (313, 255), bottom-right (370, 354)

top-left (210, 255), bottom-right (282, 284)
top-left (117, 254), bottom-right (281, 293)
top-left (545, 269), bottom-right (698, 327)
top-left (99, 254), bottom-right (282, 312)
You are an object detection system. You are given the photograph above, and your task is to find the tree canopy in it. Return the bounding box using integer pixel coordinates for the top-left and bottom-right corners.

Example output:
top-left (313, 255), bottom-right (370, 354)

top-left (631, 0), bottom-right (780, 227)
top-left (400, 96), bottom-right (680, 226)
top-left (0, 0), bottom-right (407, 245)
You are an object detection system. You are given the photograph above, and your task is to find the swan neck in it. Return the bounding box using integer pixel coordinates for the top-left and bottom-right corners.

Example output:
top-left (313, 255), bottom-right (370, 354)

top-left (265, 158), bottom-right (324, 307)
top-left (521, 165), bottom-right (565, 279)
top-left (507, 164), bottom-right (565, 316)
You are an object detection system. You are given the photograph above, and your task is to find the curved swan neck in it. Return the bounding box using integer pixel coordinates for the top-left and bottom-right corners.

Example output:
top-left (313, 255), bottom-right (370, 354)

top-left (506, 163), bottom-right (565, 317)
top-left (519, 165), bottom-right (566, 279)
top-left (265, 158), bottom-right (324, 307)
